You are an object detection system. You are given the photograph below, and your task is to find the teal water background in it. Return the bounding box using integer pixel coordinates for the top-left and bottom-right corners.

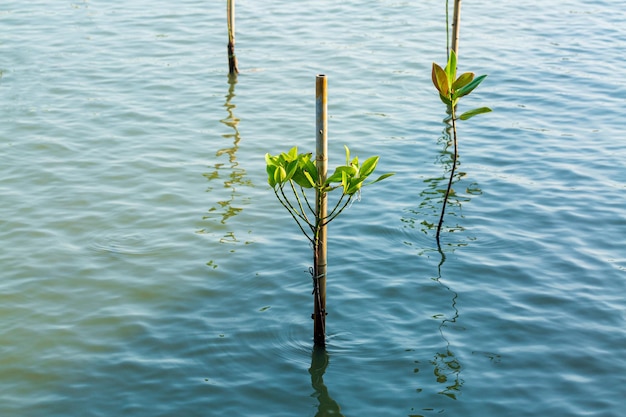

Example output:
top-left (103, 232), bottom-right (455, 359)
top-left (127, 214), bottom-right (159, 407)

top-left (2, 1), bottom-right (625, 416)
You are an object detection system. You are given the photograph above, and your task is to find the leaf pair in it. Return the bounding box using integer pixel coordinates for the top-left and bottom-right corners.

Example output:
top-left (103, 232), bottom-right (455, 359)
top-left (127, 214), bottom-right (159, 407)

top-left (431, 50), bottom-right (492, 120)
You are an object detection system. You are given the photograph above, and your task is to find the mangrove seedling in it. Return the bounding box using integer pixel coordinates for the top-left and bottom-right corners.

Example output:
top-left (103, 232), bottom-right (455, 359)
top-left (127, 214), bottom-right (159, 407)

top-left (431, 50), bottom-right (491, 243)
top-left (266, 145), bottom-right (393, 345)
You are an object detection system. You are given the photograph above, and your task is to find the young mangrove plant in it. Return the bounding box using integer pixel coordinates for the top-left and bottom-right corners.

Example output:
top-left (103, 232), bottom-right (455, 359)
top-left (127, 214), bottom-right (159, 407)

top-left (266, 145), bottom-right (393, 346)
top-left (431, 50), bottom-right (491, 243)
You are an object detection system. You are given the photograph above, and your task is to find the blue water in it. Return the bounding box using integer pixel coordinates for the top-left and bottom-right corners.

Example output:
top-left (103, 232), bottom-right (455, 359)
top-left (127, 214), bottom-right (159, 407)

top-left (1, 1), bottom-right (625, 416)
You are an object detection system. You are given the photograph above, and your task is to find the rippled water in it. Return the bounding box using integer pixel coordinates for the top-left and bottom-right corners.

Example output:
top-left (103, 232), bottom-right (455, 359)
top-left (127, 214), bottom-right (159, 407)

top-left (2, 1), bottom-right (625, 416)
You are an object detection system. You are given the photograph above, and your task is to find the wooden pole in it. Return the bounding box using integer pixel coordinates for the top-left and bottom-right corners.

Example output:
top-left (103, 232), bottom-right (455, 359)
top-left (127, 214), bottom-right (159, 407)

top-left (227, 0), bottom-right (239, 75)
top-left (313, 74), bottom-right (328, 347)
top-left (451, 0), bottom-right (462, 56)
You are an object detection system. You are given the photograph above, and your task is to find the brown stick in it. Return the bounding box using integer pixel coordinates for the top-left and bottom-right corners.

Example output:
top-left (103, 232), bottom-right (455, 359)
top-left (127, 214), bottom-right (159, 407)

top-left (451, 0), bottom-right (462, 56)
top-left (227, 0), bottom-right (239, 75)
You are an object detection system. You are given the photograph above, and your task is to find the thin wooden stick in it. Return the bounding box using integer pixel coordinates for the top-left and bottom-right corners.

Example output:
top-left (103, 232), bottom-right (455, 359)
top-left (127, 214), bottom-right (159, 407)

top-left (227, 0), bottom-right (239, 75)
top-left (313, 74), bottom-right (328, 347)
top-left (451, 0), bottom-right (462, 56)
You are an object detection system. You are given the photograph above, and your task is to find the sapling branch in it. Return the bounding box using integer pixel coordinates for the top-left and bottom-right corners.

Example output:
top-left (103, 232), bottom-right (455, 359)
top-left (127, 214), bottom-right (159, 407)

top-left (274, 186), bottom-right (315, 245)
top-left (323, 195), bottom-right (353, 227)
top-left (300, 186), bottom-right (316, 217)
top-left (431, 50), bottom-right (491, 243)
top-left (288, 181), bottom-right (310, 225)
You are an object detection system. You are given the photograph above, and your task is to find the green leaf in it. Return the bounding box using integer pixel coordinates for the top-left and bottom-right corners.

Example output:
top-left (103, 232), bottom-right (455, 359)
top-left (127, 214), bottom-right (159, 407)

top-left (286, 146), bottom-right (298, 161)
top-left (452, 72), bottom-right (475, 91)
top-left (341, 170), bottom-right (349, 193)
top-left (459, 106), bottom-right (492, 120)
top-left (326, 166), bottom-right (353, 184)
top-left (445, 50), bottom-right (457, 86)
top-left (344, 145), bottom-right (350, 166)
top-left (303, 170), bottom-right (316, 188)
top-left (455, 74), bottom-right (487, 99)
top-left (432, 63), bottom-right (449, 96)
top-left (266, 164), bottom-right (277, 187)
top-left (359, 156), bottom-right (379, 178)
top-left (365, 172), bottom-right (394, 185)
top-left (346, 181), bottom-right (363, 195)
top-left (284, 159), bottom-right (298, 181)
top-left (274, 165), bottom-right (287, 185)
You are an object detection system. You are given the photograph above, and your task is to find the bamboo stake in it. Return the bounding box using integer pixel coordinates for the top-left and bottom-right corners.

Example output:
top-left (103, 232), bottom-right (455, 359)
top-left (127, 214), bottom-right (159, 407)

top-left (313, 74), bottom-right (328, 347)
top-left (451, 0), bottom-right (462, 56)
top-left (227, 0), bottom-right (239, 75)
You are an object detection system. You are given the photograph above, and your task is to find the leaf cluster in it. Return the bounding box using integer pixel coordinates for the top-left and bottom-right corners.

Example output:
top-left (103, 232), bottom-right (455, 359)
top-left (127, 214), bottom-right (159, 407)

top-left (265, 146), bottom-right (393, 243)
top-left (431, 50), bottom-right (491, 120)
top-left (266, 146), bottom-right (393, 195)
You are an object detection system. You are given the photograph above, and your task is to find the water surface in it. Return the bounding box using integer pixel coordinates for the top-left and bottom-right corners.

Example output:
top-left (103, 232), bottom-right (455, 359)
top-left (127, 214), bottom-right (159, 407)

top-left (1, 1), bottom-right (625, 416)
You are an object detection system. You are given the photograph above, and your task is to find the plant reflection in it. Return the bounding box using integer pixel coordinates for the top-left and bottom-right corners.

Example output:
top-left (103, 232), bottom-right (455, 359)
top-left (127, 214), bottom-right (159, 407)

top-left (409, 247), bottom-right (464, 415)
top-left (401, 116), bottom-right (480, 245)
top-left (200, 75), bottom-right (252, 247)
top-left (430, 246), bottom-right (463, 400)
top-left (309, 347), bottom-right (344, 417)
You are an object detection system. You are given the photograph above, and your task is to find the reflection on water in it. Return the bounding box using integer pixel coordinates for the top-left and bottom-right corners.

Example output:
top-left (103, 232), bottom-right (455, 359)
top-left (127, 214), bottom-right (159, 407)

top-left (410, 240), bottom-right (465, 414)
top-left (199, 75), bottom-right (252, 251)
top-left (402, 117), bottom-right (480, 246)
top-left (430, 247), bottom-right (463, 400)
top-left (309, 347), bottom-right (345, 417)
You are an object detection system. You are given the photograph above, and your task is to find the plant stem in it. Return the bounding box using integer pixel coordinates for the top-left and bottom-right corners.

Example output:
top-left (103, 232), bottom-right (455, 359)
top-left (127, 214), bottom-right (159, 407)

top-left (436, 109), bottom-right (458, 244)
top-left (274, 188), bottom-right (314, 245)
top-left (323, 195), bottom-right (353, 227)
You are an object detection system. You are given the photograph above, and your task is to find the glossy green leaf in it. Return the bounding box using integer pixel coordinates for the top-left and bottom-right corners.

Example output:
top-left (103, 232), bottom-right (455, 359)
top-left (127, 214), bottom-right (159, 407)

top-left (286, 146), bottom-right (298, 161)
top-left (326, 166), bottom-right (354, 184)
top-left (445, 50), bottom-right (457, 86)
top-left (459, 106), bottom-right (492, 120)
top-left (359, 156), bottom-right (379, 178)
top-left (455, 74), bottom-right (487, 99)
top-left (341, 170), bottom-right (349, 193)
top-left (344, 145), bottom-right (351, 166)
top-left (274, 165), bottom-right (287, 185)
top-left (346, 175), bottom-right (366, 195)
top-left (266, 164), bottom-right (277, 187)
top-left (284, 160), bottom-right (298, 181)
top-left (303, 170), bottom-right (316, 188)
top-left (366, 172), bottom-right (394, 185)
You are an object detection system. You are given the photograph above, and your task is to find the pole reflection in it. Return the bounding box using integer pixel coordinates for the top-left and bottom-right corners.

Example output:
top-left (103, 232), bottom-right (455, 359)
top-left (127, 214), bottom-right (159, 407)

top-left (309, 347), bottom-right (344, 417)
top-left (200, 74), bottom-right (252, 249)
